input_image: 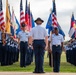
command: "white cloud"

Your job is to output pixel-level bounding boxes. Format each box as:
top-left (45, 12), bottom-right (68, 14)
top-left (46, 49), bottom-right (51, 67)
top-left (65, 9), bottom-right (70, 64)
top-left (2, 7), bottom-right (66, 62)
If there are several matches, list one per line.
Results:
top-left (56, 0), bottom-right (76, 12)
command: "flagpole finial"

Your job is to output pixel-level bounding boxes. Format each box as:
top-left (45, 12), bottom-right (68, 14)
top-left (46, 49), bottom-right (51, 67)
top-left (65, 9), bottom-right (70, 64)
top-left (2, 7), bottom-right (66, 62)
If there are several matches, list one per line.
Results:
top-left (12, 6), bottom-right (14, 11)
top-left (12, 6), bottom-right (13, 9)
top-left (53, 0), bottom-right (55, 2)
top-left (28, 2), bottom-right (30, 6)
top-left (50, 8), bottom-right (52, 13)
top-left (72, 12), bottom-right (74, 15)
top-left (8, 4), bottom-right (10, 6)
top-left (29, 2), bottom-right (30, 4)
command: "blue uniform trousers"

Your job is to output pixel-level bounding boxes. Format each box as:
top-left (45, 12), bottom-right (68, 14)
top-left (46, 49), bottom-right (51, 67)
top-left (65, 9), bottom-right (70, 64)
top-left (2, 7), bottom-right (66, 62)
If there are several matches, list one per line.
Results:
top-left (6, 45), bottom-right (10, 65)
top-left (16, 49), bottom-right (19, 62)
top-left (74, 48), bottom-right (76, 66)
top-left (7, 45), bottom-right (11, 65)
top-left (66, 50), bottom-right (69, 62)
top-left (15, 48), bottom-right (18, 62)
top-left (5, 44), bottom-right (9, 65)
top-left (13, 47), bottom-right (16, 62)
top-left (26, 47), bottom-right (32, 65)
top-left (0, 43), bottom-right (2, 62)
top-left (33, 40), bottom-right (45, 73)
top-left (1, 45), bottom-right (7, 66)
top-left (48, 52), bottom-right (52, 67)
top-left (52, 45), bottom-right (61, 72)
top-left (20, 41), bottom-right (28, 67)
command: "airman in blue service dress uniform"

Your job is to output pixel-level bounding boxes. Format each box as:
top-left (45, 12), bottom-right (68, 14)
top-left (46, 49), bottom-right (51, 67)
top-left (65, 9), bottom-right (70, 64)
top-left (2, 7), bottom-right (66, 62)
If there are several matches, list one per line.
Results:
top-left (18, 23), bottom-right (29, 67)
top-left (29, 18), bottom-right (48, 73)
top-left (50, 27), bottom-right (64, 72)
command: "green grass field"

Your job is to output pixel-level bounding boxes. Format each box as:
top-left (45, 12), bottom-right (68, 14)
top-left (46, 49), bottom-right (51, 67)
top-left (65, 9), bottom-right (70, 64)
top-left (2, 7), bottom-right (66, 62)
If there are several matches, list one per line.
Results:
top-left (0, 52), bottom-right (76, 72)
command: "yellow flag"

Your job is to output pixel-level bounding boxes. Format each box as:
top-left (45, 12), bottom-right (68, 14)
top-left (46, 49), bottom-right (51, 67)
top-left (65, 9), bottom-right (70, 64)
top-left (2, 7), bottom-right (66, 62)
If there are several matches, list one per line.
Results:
top-left (5, 0), bottom-right (10, 33)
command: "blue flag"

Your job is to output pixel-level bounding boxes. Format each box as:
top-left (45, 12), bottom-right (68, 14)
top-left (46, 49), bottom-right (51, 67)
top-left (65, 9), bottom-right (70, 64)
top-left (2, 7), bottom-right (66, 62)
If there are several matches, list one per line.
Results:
top-left (46, 13), bottom-right (53, 34)
top-left (46, 0), bottom-right (65, 37)
top-left (57, 23), bottom-right (65, 37)
top-left (31, 12), bottom-right (35, 28)
top-left (16, 17), bottom-right (21, 35)
top-left (46, 14), bottom-right (52, 29)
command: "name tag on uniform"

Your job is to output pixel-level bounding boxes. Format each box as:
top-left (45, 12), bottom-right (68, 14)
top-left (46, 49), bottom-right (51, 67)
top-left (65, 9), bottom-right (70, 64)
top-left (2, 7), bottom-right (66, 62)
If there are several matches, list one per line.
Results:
top-left (26, 33), bottom-right (28, 35)
top-left (56, 45), bottom-right (58, 47)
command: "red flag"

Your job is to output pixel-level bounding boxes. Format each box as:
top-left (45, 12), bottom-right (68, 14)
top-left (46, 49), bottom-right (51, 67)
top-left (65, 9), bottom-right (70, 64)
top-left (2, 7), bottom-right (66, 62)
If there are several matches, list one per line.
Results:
top-left (25, 0), bottom-right (30, 31)
top-left (28, 2), bottom-right (32, 30)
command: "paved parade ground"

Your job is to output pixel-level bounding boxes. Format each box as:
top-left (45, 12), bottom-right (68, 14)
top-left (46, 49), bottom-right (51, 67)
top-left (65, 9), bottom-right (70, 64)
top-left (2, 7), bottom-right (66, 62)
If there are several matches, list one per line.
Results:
top-left (0, 72), bottom-right (76, 75)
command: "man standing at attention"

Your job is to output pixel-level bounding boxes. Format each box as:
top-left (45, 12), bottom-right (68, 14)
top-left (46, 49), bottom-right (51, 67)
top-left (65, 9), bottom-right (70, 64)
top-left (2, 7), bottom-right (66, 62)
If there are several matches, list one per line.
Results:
top-left (29, 18), bottom-right (48, 73)
top-left (50, 27), bottom-right (64, 72)
top-left (18, 23), bottom-right (29, 67)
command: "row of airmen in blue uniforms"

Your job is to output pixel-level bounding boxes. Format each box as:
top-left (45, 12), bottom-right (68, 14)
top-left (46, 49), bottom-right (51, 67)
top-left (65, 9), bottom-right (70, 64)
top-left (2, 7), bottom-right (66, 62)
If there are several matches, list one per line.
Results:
top-left (65, 39), bottom-right (76, 66)
top-left (0, 30), bottom-right (19, 66)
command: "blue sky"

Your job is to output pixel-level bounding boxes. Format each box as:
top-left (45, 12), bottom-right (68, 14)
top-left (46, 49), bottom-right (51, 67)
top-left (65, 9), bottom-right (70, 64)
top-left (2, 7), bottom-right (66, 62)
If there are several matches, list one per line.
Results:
top-left (2, 0), bottom-right (76, 41)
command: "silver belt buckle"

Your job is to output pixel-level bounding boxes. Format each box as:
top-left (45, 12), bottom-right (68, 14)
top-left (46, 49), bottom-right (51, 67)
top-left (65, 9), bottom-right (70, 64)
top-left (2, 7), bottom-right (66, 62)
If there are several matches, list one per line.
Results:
top-left (24, 41), bottom-right (25, 43)
top-left (56, 45), bottom-right (58, 47)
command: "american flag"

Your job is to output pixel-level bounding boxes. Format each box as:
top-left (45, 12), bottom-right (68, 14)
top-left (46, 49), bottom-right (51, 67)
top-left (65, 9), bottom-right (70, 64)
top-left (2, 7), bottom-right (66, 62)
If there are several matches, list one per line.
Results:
top-left (20, 0), bottom-right (25, 26)
top-left (52, 0), bottom-right (58, 27)
top-left (0, 0), bottom-right (5, 30)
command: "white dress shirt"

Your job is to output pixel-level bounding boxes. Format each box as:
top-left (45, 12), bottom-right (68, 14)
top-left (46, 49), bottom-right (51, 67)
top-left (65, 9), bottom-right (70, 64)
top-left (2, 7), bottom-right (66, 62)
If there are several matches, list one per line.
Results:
top-left (51, 33), bottom-right (64, 46)
top-left (29, 25), bottom-right (48, 40)
top-left (18, 31), bottom-right (29, 42)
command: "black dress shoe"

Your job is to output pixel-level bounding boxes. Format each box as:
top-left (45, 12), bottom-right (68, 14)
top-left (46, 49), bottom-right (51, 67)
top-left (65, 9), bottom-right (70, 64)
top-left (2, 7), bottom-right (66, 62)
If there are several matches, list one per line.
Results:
top-left (39, 71), bottom-right (45, 73)
top-left (33, 71), bottom-right (39, 73)
top-left (20, 66), bottom-right (24, 68)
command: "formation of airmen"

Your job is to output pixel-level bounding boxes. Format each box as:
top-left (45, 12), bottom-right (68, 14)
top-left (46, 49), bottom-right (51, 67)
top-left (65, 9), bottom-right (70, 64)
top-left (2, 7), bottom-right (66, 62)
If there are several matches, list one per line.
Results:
top-left (65, 39), bottom-right (76, 66)
top-left (0, 29), bottom-right (19, 66)
top-left (0, 18), bottom-right (65, 73)
top-left (0, 24), bottom-right (33, 67)
top-left (0, 28), bottom-right (33, 66)
top-left (0, 17), bottom-right (76, 73)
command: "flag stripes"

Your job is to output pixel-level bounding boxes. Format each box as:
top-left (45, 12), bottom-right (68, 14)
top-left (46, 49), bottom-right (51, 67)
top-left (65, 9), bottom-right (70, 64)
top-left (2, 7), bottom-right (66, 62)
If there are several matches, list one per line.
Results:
top-left (20, 0), bottom-right (25, 26)
top-left (0, 0), bottom-right (5, 30)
